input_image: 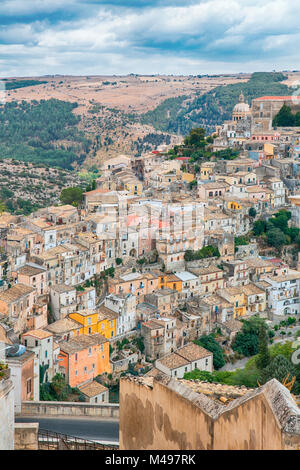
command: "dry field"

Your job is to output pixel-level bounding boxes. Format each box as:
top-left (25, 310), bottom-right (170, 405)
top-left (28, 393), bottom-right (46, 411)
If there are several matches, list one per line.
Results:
top-left (5, 74), bottom-right (250, 114)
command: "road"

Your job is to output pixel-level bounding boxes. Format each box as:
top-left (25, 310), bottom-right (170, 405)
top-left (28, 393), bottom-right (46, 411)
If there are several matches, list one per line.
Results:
top-left (219, 357), bottom-right (249, 372)
top-left (15, 416), bottom-right (119, 444)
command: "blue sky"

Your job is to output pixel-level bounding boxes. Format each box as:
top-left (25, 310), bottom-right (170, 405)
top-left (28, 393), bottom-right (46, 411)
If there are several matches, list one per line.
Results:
top-left (0, 0), bottom-right (300, 77)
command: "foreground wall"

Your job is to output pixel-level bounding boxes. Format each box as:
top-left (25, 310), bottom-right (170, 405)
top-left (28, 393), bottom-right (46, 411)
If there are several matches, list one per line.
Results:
top-left (14, 423), bottom-right (39, 450)
top-left (120, 375), bottom-right (300, 450)
top-left (20, 401), bottom-right (119, 418)
top-left (0, 370), bottom-right (14, 450)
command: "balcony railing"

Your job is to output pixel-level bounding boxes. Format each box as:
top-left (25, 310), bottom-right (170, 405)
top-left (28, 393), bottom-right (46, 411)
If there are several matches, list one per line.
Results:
top-left (38, 429), bottom-right (119, 451)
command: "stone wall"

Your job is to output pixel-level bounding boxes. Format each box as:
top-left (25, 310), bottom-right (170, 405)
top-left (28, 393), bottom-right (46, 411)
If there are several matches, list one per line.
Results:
top-left (119, 375), bottom-right (300, 450)
top-left (20, 400), bottom-right (119, 418)
top-left (14, 423), bottom-right (39, 450)
top-left (0, 369), bottom-right (14, 450)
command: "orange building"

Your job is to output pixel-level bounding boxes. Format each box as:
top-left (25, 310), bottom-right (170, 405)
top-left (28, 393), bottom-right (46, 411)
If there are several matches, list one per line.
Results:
top-left (157, 273), bottom-right (182, 292)
top-left (108, 271), bottom-right (159, 302)
top-left (58, 334), bottom-right (111, 388)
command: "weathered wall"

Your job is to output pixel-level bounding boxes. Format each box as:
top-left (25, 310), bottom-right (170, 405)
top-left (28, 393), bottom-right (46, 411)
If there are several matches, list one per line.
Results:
top-left (14, 423), bottom-right (39, 450)
top-left (120, 375), bottom-right (300, 450)
top-left (120, 377), bottom-right (217, 450)
top-left (0, 370), bottom-right (15, 450)
top-left (20, 400), bottom-right (119, 418)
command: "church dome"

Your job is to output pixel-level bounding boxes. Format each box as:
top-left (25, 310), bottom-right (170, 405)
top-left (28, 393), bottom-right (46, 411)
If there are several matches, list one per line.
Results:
top-left (233, 102), bottom-right (250, 113)
top-left (233, 92), bottom-right (250, 115)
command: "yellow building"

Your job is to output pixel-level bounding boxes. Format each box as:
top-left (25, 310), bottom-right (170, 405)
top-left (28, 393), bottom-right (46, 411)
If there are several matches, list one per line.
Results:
top-left (181, 172), bottom-right (195, 183)
top-left (125, 180), bottom-right (143, 196)
top-left (219, 287), bottom-right (247, 318)
top-left (200, 162), bottom-right (215, 180)
top-left (157, 273), bottom-right (182, 292)
top-left (69, 308), bottom-right (117, 340)
top-left (69, 311), bottom-right (98, 336)
top-left (97, 305), bottom-right (118, 339)
top-left (227, 201), bottom-right (242, 211)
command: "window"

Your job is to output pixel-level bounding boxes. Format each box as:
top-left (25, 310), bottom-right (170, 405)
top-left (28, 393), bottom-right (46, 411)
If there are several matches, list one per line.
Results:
top-left (75, 353), bottom-right (78, 362)
top-left (84, 366), bottom-right (87, 373)
top-left (26, 379), bottom-right (32, 395)
top-left (88, 347), bottom-right (92, 356)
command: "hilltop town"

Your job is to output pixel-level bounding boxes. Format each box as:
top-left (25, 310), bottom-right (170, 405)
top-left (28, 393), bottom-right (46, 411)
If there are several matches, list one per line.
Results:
top-left (1, 89), bottom-right (300, 450)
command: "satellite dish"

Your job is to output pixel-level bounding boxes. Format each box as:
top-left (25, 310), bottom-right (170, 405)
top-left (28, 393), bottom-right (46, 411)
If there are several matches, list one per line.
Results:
top-left (6, 344), bottom-right (26, 357)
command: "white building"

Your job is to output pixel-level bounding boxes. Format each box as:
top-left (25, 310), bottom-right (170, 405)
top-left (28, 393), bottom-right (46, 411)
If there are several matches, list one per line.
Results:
top-left (50, 284), bottom-right (77, 320)
top-left (264, 271), bottom-right (300, 316)
top-left (155, 342), bottom-right (213, 379)
top-left (175, 271), bottom-right (201, 299)
top-left (22, 329), bottom-right (56, 382)
top-left (104, 293), bottom-right (136, 336)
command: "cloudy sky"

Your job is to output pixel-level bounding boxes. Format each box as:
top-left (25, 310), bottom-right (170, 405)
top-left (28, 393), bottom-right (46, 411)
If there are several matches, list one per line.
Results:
top-left (0, 0), bottom-right (299, 77)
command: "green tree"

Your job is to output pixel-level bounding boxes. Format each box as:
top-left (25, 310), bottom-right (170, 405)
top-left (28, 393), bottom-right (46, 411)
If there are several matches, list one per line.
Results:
top-left (273, 105), bottom-right (295, 127)
top-left (249, 207), bottom-right (257, 218)
top-left (259, 355), bottom-right (296, 387)
top-left (266, 227), bottom-right (287, 249)
top-left (255, 324), bottom-right (271, 369)
top-left (195, 335), bottom-right (225, 369)
top-left (60, 187), bottom-right (83, 206)
top-left (232, 317), bottom-right (267, 357)
top-left (253, 220), bottom-right (266, 236)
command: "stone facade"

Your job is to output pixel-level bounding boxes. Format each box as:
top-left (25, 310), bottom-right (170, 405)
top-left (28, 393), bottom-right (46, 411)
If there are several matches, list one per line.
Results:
top-left (0, 369), bottom-right (14, 450)
top-left (14, 423), bottom-right (39, 450)
top-left (120, 375), bottom-right (300, 450)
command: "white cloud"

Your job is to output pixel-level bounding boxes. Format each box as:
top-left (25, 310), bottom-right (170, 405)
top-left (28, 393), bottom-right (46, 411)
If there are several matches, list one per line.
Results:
top-left (0, 0), bottom-right (300, 76)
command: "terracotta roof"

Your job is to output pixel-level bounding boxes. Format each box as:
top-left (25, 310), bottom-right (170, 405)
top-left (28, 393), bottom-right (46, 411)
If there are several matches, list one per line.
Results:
top-left (179, 380), bottom-right (253, 404)
top-left (176, 343), bottom-right (212, 362)
top-left (142, 320), bottom-right (165, 330)
top-left (0, 283), bottom-right (35, 303)
top-left (59, 333), bottom-right (107, 354)
top-left (157, 352), bottom-right (190, 369)
top-left (253, 96), bottom-right (295, 101)
top-left (18, 265), bottom-right (46, 277)
top-left (223, 319), bottom-right (243, 332)
top-left (78, 380), bottom-right (108, 397)
top-left (45, 318), bottom-right (82, 334)
top-left (23, 329), bottom-right (52, 340)
top-left (243, 283), bottom-right (265, 296)
top-left (97, 305), bottom-right (118, 321)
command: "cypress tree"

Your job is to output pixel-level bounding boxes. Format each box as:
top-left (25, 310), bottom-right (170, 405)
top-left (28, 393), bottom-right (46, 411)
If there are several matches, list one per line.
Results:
top-left (256, 324), bottom-right (271, 369)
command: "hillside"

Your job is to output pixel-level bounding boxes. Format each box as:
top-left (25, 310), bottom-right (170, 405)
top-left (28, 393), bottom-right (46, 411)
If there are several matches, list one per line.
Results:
top-left (1, 72), bottom-right (299, 169)
top-left (0, 159), bottom-right (86, 215)
top-left (140, 72), bottom-right (291, 135)
top-left (2, 73), bottom-right (248, 167)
